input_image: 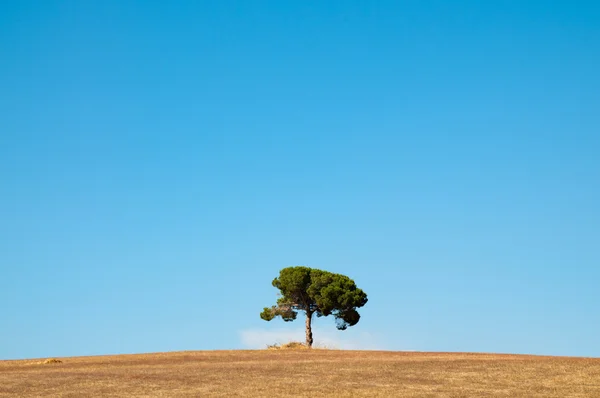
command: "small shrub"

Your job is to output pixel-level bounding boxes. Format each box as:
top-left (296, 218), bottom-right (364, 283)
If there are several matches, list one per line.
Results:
top-left (40, 358), bottom-right (62, 364)
top-left (281, 341), bottom-right (308, 350)
top-left (266, 341), bottom-right (308, 350)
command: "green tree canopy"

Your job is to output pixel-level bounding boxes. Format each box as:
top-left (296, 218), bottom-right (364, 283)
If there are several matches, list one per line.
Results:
top-left (260, 266), bottom-right (368, 347)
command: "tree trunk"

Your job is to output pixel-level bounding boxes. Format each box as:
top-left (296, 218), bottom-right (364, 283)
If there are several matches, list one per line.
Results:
top-left (305, 311), bottom-right (313, 348)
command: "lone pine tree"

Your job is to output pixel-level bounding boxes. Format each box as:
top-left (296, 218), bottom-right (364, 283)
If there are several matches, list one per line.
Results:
top-left (260, 266), bottom-right (368, 348)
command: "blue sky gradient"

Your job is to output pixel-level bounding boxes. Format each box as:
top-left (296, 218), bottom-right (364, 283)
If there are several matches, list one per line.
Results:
top-left (1, 1), bottom-right (599, 359)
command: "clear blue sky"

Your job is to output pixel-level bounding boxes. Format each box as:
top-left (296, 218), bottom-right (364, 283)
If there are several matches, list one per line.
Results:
top-left (1, 0), bottom-right (599, 360)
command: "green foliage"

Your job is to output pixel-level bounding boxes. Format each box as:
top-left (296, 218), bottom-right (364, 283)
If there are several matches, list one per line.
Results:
top-left (260, 266), bottom-right (368, 330)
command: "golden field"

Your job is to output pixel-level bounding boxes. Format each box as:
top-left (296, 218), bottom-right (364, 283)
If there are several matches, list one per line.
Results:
top-left (1, 350), bottom-right (599, 397)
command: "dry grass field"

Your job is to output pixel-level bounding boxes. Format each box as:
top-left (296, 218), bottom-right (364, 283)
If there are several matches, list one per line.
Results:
top-left (1, 350), bottom-right (599, 397)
